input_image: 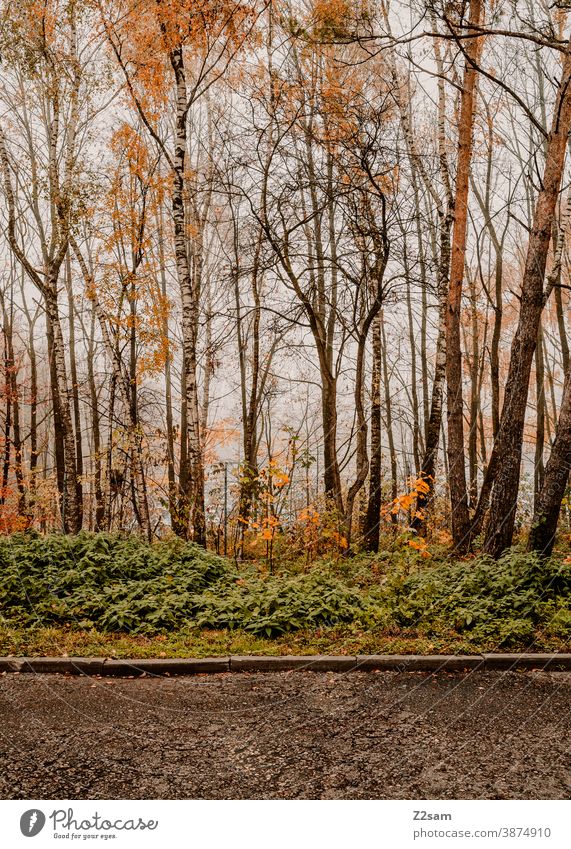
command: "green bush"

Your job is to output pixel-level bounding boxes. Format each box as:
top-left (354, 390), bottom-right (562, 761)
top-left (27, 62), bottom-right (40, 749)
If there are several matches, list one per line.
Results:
top-left (382, 548), bottom-right (571, 645)
top-left (0, 532), bottom-right (370, 636)
top-left (0, 532), bottom-right (229, 631)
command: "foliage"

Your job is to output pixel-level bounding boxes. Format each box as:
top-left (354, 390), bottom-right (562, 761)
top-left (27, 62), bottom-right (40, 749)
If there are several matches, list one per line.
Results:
top-left (0, 534), bottom-right (569, 648)
top-left (383, 473), bottom-right (431, 522)
top-left (237, 457), bottom-right (292, 569)
top-left (0, 531), bottom-right (367, 636)
top-left (0, 532), bottom-right (228, 630)
top-left (383, 548), bottom-right (571, 645)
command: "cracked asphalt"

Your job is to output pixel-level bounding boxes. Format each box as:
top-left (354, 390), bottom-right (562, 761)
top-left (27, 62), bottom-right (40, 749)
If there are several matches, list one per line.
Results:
top-left (1, 669), bottom-right (569, 799)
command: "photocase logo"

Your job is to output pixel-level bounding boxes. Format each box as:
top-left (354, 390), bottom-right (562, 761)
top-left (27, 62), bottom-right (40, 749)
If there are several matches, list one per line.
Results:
top-left (19, 807), bottom-right (158, 839)
top-left (20, 810), bottom-right (46, 838)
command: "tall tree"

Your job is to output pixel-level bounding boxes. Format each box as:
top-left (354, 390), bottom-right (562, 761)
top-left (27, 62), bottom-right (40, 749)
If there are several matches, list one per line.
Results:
top-left (444, 0), bottom-right (483, 551)
top-left (98, 0), bottom-right (259, 545)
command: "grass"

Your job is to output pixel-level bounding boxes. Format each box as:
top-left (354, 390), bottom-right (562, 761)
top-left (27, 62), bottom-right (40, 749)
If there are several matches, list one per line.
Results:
top-left (0, 623), bottom-right (569, 659)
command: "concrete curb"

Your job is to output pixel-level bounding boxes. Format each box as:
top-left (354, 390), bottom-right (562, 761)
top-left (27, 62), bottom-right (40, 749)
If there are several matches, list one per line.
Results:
top-left (102, 657), bottom-right (230, 676)
top-left (481, 653), bottom-right (571, 670)
top-left (0, 653), bottom-right (570, 676)
top-left (355, 654), bottom-right (484, 672)
top-left (230, 655), bottom-right (358, 672)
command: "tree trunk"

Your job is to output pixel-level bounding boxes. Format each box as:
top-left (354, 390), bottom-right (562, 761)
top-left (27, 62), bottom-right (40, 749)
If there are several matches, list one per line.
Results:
top-left (321, 374), bottom-right (343, 516)
top-left (555, 283), bottom-right (570, 375)
top-left (27, 310), bottom-right (38, 502)
top-left (404, 240), bottom-right (421, 472)
top-left (0, 324), bottom-right (12, 507)
top-left (169, 44), bottom-right (206, 546)
top-left (528, 365), bottom-right (571, 557)
top-left (534, 325), bottom-right (546, 508)
top-left (157, 206), bottom-right (177, 533)
top-left (44, 286), bottom-right (81, 534)
top-left (236, 241), bottom-right (262, 540)
top-left (87, 307), bottom-right (104, 531)
top-left (66, 254), bottom-right (83, 526)
top-left (175, 363), bottom-right (191, 537)
top-left (381, 314), bottom-right (398, 519)
top-left (403, 23), bottom-right (454, 533)
top-left (412, 213), bottom-right (452, 534)
top-left (363, 314), bottom-right (382, 551)
top-left (45, 309), bottom-right (65, 506)
top-left (446, 0), bottom-right (483, 551)
top-left (490, 247), bottom-right (503, 440)
top-left (104, 374), bottom-right (117, 531)
top-left (467, 270), bottom-right (480, 507)
top-left (6, 309), bottom-right (24, 513)
top-left (345, 332), bottom-right (372, 547)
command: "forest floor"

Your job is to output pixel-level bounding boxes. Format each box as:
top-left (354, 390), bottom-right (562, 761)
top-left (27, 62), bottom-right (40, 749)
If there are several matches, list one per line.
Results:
top-left (1, 669), bottom-right (569, 799)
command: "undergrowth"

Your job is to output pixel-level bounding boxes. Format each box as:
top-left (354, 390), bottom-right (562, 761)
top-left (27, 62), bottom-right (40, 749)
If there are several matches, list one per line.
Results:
top-left (0, 531), bottom-right (569, 650)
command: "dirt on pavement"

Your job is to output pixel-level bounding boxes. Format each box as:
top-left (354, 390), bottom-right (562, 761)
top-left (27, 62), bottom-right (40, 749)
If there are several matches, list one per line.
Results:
top-left (0, 669), bottom-right (569, 799)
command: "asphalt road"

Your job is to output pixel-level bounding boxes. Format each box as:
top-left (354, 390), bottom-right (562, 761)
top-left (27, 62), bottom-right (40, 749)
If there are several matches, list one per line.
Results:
top-left (0, 669), bottom-right (569, 799)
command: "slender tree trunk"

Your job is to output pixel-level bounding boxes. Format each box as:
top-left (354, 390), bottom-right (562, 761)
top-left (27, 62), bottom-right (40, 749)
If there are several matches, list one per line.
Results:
top-left (200, 291), bottom-right (213, 446)
top-left (157, 206), bottom-right (177, 531)
top-left (6, 315), bottom-right (24, 513)
top-left (528, 364), bottom-right (571, 557)
top-left (407, 24), bottom-right (454, 532)
top-left (176, 363), bottom-right (190, 537)
top-left (104, 374), bottom-right (117, 531)
top-left (404, 240), bottom-right (421, 471)
top-left (543, 333), bottom-right (556, 446)
top-left (321, 375), bottom-right (343, 516)
top-left (0, 325), bottom-right (12, 507)
top-left (555, 283), bottom-right (570, 375)
top-left (490, 247), bottom-right (503, 440)
top-left (87, 308), bottom-right (104, 531)
top-left (27, 312), bottom-right (38, 502)
top-left (471, 103), bottom-right (506, 444)
top-left (534, 325), bottom-right (546, 508)
top-left (446, 0), bottom-right (483, 551)
top-left (412, 215), bottom-right (452, 533)
top-left (364, 314), bottom-right (382, 551)
top-left (124, 272), bottom-right (151, 541)
top-left (381, 313), bottom-right (398, 519)
top-left (0, 289), bottom-right (25, 515)
top-left (66, 254), bottom-right (83, 526)
top-left (467, 270), bottom-right (480, 507)
top-left (413, 176), bottom-right (430, 433)
top-left (45, 286), bottom-right (80, 533)
top-left (45, 310), bottom-right (65, 505)
top-left (169, 44), bottom-right (205, 546)
top-left (236, 236), bottom-right (263, 538)
top-left (345, 333), bottom-right (372, 547)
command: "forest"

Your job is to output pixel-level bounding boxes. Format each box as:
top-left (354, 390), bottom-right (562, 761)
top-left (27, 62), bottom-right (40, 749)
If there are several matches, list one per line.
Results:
top-left (0, 0), bottom-right (571, 656)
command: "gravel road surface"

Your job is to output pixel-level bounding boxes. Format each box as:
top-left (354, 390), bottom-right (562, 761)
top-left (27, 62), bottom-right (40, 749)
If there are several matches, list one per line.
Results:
top-left (0, 670), bottom-right (569, 799)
